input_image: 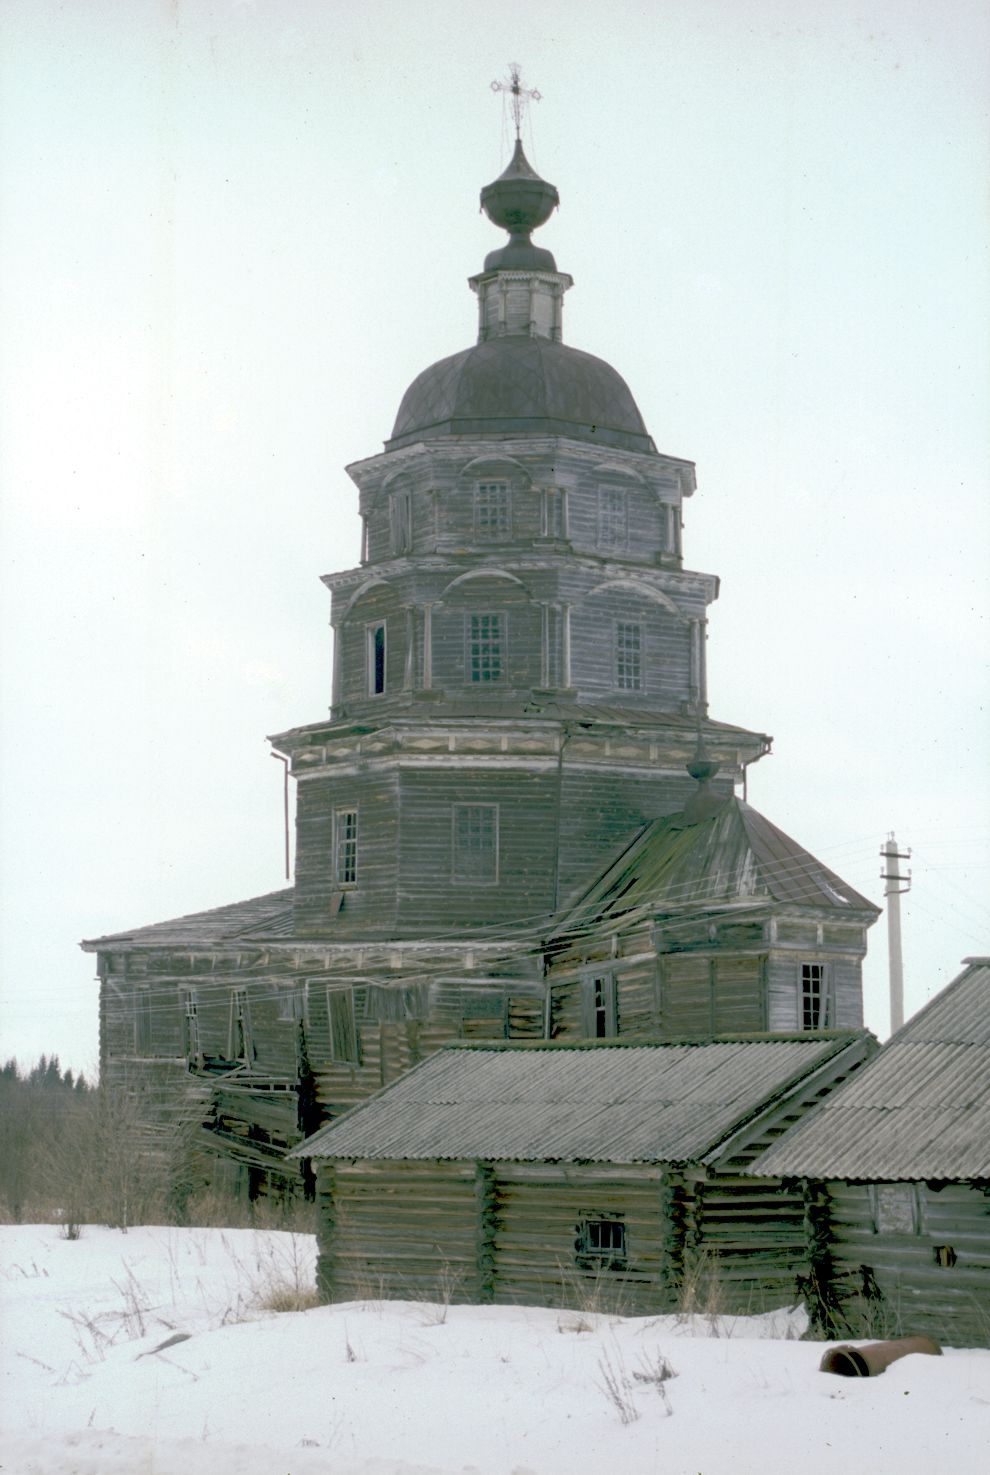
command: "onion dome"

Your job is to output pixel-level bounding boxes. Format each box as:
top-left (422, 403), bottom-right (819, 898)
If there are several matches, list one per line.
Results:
top-left (386, 140), bottom-right (655, 456)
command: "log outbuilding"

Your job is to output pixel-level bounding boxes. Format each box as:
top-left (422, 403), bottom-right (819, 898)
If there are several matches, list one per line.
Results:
top-left (291, 1032), bottom-right (875, 1314)
top-left (750, 957), bottom-right (990, 1347)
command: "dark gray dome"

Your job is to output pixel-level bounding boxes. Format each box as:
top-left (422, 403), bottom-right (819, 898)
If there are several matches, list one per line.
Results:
top-left (386, 335), bottom-right (655, 454)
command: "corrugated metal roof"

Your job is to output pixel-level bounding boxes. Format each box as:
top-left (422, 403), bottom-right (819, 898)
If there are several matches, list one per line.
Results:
top-left (81, 889), bottom-right (295, 950)
top-left (750, 960), bottom-right (990, 1180)
top-left (292, 1035), bottom-right (862, 1165)
top-left (555, 798), bottom-right (877, 938)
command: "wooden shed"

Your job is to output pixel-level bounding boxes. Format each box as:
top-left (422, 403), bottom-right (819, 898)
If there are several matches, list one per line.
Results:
top-left (291, 1032), bottom-right (875, 1314)
top-left (750, 957), bottom-right (990, 1347)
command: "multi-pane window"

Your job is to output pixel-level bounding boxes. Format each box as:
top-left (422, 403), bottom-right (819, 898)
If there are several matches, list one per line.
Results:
top-left (367, 622), bottom-right (386, 695)
top-left (468, 613), bottom-right (503, 683)
top-left (801, 963), bottom-right (828, 1030)
top-left (475, 482), bottom-right (510, 539)
top-left (327, 986), bottom-right (359, 1064)
top-left (180, 988), bottom-right (200, 1059)
top-left (453, 804), bottom-right (498, 883)
top-left (576, 1216), bottom-right (627, 1271)
top-left (598, 488), bottom-right (627, 548)
top-left (334, 809), bottom-right (358, 887)
top-left (614, 621), bottom-right (642, 690)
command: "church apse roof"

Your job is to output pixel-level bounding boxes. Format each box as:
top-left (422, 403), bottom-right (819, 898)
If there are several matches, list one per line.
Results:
top-left (81, 888), bottom-right (295, 951)
top-left (554, 796), bottom-right (879, 941)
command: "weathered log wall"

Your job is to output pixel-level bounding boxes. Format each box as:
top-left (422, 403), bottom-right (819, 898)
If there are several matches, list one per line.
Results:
top-left (817, 1180), bottom-right (990, 1348)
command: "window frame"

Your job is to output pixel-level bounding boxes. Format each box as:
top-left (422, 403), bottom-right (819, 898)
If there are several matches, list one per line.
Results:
top-left (474, 481), bottom-right (511, 540)
top-left (597, 487), bottom-right (628, 549)
top-left (334, 808), bottom-right (359, 889)
top-left (583, 973), bottom-right (618, 1038)
top-left (614, 619), bottom-right (643, 691)
top-left (452, 803), bottom-right (500, 885)
top-left (466, 611), bottom-right (505, 684)
top-left (366, 620), bottom-right (387, 696)
top-left (133, 989), bottom-right (153, 1054)
top-left (229, 986), bottom-right (254, 1062)
top-left (575, 1214), bottom-right (628, 1272)
top-left (800, 961), bottom-right (831, 1030)
top-left (180, 987), bottom-right (200, 1060)
top-left (389, 489), bottom-right (412, 554)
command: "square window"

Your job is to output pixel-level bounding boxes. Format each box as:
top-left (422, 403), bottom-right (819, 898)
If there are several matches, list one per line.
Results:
top-left (801, 963), bottom-right (828, 1029)
top-left (576, 1216), bottom-right (627, 1271)
top-left (367, 622), bottom-right (386, 695)
top-left (475, 482), bottom-right (510, 539)
top-left (614, 622), bottom-right (642, 690)
top-left (598, 488), bottom-right (627, 548)
top-left (453, 804), bottom-right (498, 883)
top-left (468, 613), bottom-right (503, 683)
top-left (334, 809), bottom-right (358, 887)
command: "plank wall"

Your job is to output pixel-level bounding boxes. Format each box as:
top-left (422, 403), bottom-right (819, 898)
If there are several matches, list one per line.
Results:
top-left (821, 1180), bottom-right (990, 1347)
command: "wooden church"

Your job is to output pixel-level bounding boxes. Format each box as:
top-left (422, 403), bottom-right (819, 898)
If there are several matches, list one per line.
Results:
top-left (83, 119), bottom-right (879, 1212)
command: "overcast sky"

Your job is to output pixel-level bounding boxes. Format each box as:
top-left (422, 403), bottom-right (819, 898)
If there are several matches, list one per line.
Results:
top-left (1, 0), bottom-right (987, 1076)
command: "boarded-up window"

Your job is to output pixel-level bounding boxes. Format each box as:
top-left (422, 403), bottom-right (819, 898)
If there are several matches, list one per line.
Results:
top-left (367, 622), bottom-right (386, 695)
top-left (327, 986), bottom-right (359, 1063)
top-left (660, 956), bottom-right (711, 1036)
top-left (475, 482), bottom-right (510, 539)
top-left (453, 804), bottom-right (498, 883)
top-left (134, 991), bottom-right (152, 1053)
top-left (871, 1184), bottom-right (919, 1236)
top-left (468, 612), bottom-right (503, 683)
top-left (801, 963), bottom-right (830, 1029)
top-left (712, 958), bottom-right (764, 1033)
top-left (389, 490), bottom-right (411, 553)
top-left (541, 485), bottom-right (565, 538)
top-left (614, 621), bottom-right (642, 690)
top-left (576, 1215), bottom-right (627, 1270)
top-left (334, 809), bottom-right (358, 887)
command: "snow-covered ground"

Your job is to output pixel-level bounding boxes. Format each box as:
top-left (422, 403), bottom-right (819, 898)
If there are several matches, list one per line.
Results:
top-left (1, 1226), bottom-right (987, 1475)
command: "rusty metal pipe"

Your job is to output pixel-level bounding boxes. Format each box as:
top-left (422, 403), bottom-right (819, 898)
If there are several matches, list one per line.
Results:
top-left (820, 1336), bottom-right (942, 1377)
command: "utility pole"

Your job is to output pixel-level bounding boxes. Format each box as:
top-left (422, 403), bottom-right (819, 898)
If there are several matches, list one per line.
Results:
top-left (880, 834), bottom-right (911, 1034)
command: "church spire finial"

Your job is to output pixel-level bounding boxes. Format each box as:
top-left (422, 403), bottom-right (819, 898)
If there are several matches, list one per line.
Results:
top-left (490, 62), bottom-right (542, 140)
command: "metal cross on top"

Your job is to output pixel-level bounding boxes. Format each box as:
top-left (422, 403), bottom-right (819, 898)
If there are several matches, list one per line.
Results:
top-left (490, 63), bottom-right (542, 139)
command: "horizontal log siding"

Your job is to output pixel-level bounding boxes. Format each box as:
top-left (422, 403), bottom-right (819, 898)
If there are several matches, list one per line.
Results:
top-left (689, 1174), bottom-right (809, 1314)
top-left (566, 483), bottom-right (664, 563)
top-left (294, 771), bottom-right (399, 937)
top-left (555, 768), bottom-right (699, 903)
top-left (569, 590), bottom-right (690, 712)
top-left (491, 1166), bottom-right (668, 1314)
top-left (822, 1181), bottom-right (990, 1348)
top-left (396, 769), bottom-right (559, 932)
top-left (659, 956), bottom-right (766, 1038)
top-left (318, 1160), bottom-right (481, 1304)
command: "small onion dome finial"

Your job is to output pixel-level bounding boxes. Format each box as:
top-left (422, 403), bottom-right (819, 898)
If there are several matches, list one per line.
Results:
top-left (479, 140), bottom-right (560, 273)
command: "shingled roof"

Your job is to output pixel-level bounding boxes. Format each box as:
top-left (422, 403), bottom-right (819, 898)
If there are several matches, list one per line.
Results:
top-left (291, 1033), bottom-right (873, 1166)
top-left (555, 797), bottom-right (878, 939)
top-left (750, 958), bottom-right (990, 1181)
top-left (81, 888), bottom-right (295, 950)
